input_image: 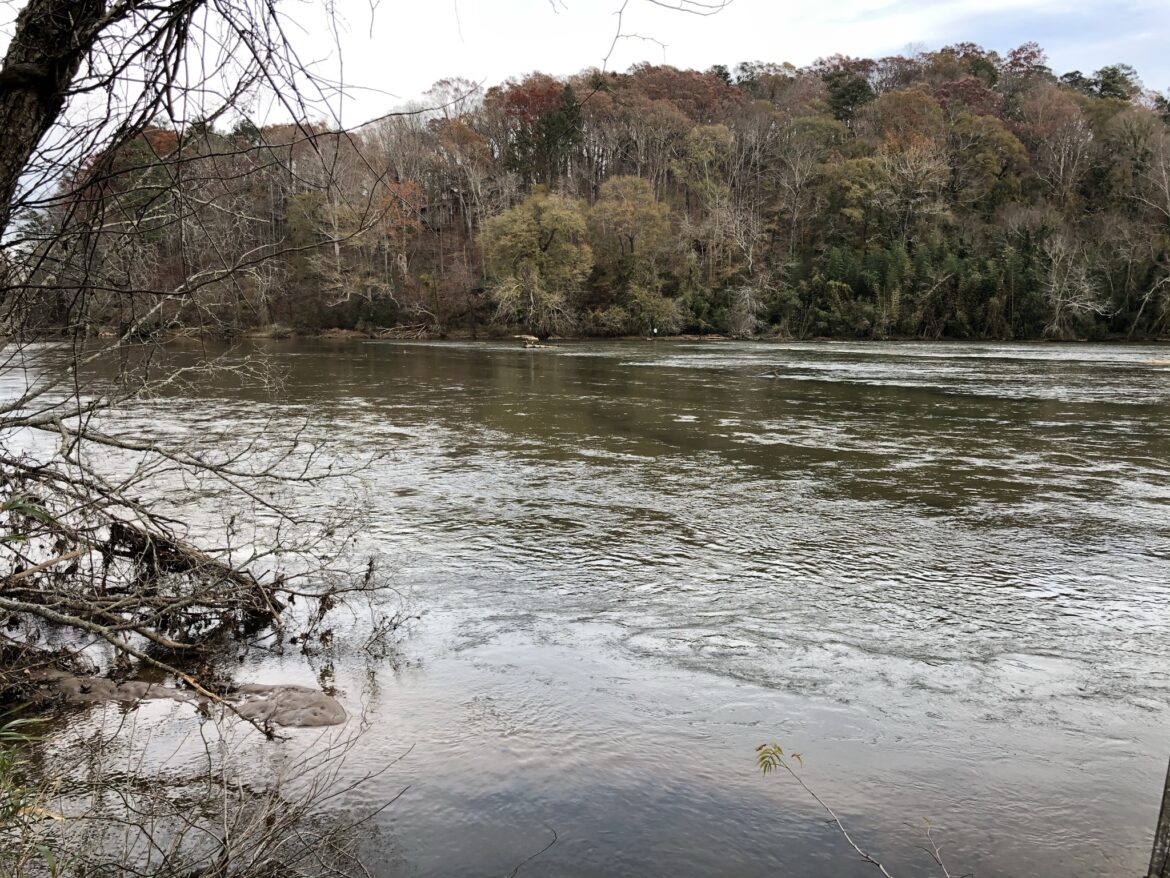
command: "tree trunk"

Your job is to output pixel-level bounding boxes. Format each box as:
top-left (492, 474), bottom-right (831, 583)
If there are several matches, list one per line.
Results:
top-left (0, 0), bottom-right (105, 236)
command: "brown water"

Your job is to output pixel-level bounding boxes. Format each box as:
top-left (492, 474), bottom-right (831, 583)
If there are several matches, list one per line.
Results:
top-left (40, 340), bottom-right (1170, 875)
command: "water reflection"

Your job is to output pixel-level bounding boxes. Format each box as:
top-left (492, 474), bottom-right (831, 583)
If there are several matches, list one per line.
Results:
top-left (66, 340), bottom-right (1170, 875)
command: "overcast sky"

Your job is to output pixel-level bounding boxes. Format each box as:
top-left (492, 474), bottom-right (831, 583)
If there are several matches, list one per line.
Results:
top-left (6, 0), bottom-right (1162, 126)
top-left (285, 0), bottom-right (1170, 126)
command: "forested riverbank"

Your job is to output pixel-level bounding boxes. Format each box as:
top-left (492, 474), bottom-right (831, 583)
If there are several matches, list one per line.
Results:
top-left (14, 44), bottom-right (1170, 343)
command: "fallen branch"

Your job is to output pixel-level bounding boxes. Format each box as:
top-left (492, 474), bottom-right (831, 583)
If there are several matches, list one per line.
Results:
top-left (2, 547), bottom-right (88, 585)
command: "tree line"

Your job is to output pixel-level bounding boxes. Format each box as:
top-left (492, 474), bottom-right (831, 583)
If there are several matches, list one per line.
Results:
top-left (14, 42), bottom-right (1170, 340)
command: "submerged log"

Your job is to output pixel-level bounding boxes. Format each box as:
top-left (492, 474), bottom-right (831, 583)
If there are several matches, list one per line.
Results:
top-left (36, 670), bottom-right (346, 727)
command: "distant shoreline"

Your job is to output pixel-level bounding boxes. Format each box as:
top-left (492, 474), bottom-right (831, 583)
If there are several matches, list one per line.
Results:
top-left (237, 327), bottom-right (1170, 346)
top-left (50, 324), bottom-right (1170, 345)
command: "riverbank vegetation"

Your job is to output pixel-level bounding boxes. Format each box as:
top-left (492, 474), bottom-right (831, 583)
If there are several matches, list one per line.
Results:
top-left (12, 44), bottom-right (1170, 341)
top-left (0, 1), bottom-right (408, 867)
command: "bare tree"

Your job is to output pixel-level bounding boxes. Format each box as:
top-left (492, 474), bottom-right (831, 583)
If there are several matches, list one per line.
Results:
top-left (1040, 231), bottom-right (1110, 338)
top-left (0, 0), bottom-right (423, 701)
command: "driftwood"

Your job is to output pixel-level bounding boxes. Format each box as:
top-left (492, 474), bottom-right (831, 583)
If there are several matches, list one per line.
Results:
top-left (107, 519), bottom-right (246, 582)
top-left (375, 323), bottom-right (430, 339)
top-left (0, 508), bottom-right (288, 705)
top-left (513, 334), bottom-right (552, 348)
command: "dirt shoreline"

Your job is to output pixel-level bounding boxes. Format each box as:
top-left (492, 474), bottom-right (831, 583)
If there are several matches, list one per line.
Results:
top-left (26, 324), bottom-right (1170, 345)
top-left (232, 327), bottom-right (1170, 345)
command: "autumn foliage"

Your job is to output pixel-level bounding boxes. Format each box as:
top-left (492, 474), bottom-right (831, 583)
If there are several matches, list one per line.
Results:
top-left (23, 43), bottom-right (1170, 340)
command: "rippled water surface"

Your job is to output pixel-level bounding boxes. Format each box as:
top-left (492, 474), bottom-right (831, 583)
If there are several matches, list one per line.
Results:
top-left (86, 341), bottom-right (1170, 874)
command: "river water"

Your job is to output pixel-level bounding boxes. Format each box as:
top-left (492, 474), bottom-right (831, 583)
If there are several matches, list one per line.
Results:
top-left (67, 341), bottom-right (1170, 875)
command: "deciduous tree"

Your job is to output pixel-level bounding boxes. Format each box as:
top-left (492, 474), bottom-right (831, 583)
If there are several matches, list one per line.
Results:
top-left (482, 190), bottom-right (592, 334)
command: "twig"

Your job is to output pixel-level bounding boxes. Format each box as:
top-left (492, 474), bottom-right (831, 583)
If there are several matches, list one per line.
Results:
top-left (758, 744), bottom-right (894, 878)
top-left (506, 825), bottom-right (559, 878)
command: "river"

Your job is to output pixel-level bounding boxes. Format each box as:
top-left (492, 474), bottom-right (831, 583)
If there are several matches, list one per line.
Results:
top-left (67, 340), bottom-right (1170, 875)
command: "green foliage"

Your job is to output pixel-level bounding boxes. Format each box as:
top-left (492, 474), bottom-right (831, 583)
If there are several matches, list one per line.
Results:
top-left (0, 711), bottom-right (47, 827)
top-left (707, 64), bottom-right (732, 86)
top-left (824, 71), bottom-right (876, 124)
top-left (672, 125), bottom-right (732, 202)
top-left (947, 112), bottom-right (1028, 208)
top-left (231, 117), bottom-right (262, 144)
top-left (1, 496), bottom-right (54, 526)
top-left (588, 176), bottom-right (672, 289)
top-left (755, 743), bottom-right (802, 775)
top-left (1093, 64), bottom-right (1142, 101)
top-left (1155, 93), bottom-right (1170, 124)
top-left (822, 158), bottom-right (887, 239)
top-left (585, 304), bottom-right (632, 336)
top-left (506, 85), bottom-right (583, 186)
top-left (627, 283), bottom-right (684, 335)
top-left (482, 190), bottom-right (592, 335)
top-left (1, 495), bottom-right (55, 544)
